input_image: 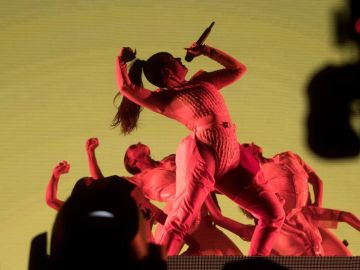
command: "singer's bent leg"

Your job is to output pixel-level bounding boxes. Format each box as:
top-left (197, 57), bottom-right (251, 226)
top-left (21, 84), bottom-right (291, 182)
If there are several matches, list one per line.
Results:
top-left (156, 135), bottom-right (216, 255)
top-left (218, 171), bottom-right (285, 256)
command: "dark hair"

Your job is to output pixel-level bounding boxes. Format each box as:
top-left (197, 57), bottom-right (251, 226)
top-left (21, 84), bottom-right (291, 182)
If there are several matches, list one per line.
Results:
top-left (112, 52), bottom-right (173, 135)
top-left (143, 52), bottom-right (173, 88)
top-left (112, 60), bottom-right (144, 135)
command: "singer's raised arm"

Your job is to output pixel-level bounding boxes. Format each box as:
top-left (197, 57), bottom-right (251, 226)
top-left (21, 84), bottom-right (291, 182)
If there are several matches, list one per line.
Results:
top-left (116, 48), bottom-right (168, 114)
top-left (188, 44), bottom-right (247, 90)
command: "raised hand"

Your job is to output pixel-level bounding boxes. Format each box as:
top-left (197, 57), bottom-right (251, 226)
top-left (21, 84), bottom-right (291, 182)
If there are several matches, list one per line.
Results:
top-left (53, 160), bottom-right (70, 178)
top-left (86, 137), bottom-right (99, 153)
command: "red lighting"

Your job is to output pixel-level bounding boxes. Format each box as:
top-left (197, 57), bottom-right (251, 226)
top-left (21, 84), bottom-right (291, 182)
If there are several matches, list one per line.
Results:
top-left (355, 19), bottom-right (360, 34)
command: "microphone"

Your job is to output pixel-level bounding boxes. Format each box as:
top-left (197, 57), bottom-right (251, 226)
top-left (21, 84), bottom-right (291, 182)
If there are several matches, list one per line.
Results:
top-left (185, 21), bottom-right (215, 62)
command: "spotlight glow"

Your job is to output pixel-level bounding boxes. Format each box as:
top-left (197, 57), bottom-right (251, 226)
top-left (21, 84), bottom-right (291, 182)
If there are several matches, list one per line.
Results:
top-left (88, 210), bottom-right (115, 218)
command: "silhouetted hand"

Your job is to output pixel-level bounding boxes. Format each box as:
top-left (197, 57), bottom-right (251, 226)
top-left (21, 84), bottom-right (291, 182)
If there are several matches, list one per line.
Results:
top-left (184, 42), bottom-right (206, 58)
top-left (119, 47), bottom-right (137, 63)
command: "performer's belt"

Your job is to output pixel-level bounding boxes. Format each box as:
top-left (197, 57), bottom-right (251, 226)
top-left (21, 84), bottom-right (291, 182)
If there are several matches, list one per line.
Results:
top-left (190, 115), bottom-right (233, 132)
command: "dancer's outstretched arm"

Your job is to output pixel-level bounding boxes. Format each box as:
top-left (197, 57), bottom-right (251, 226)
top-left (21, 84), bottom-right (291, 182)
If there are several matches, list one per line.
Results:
top-left (86, 137), bottom-right (104, 179)
top-left (339, 211), bottom-right (360, 231)
top-left (45, 161), bottom-right (69, 210)
top-left (305, 206), bottom-right (360, 231)
top-left (205, 194), bottom-right (254, 241)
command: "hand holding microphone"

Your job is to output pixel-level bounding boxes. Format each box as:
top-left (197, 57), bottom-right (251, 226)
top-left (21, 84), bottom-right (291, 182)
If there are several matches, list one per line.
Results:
top-left (185, 21), bottom-right (215, 62)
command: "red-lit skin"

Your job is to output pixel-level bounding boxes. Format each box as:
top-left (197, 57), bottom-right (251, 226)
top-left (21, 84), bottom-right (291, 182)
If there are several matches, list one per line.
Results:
top-left (45, 137), bottom-right (105, 208)
top-left (127, 144), bottom-right (254, 255)
top-left (45, 141), bottom-right (160, 243)
top-left (84, 138), bottom-right (164, 242)
top-left (45, 161), bottom-right (98, 211)
top-left (243, 143), bottom-right (323, 208)
top-left (84, 138), bottom-right (199, 247)
top-left (241, 143), bottom-right (360, 256)
top-left (45, 160), bottom-right (70, 210)
top-left (86, 138), bottom-right (104, 179)
top-left (116, 44), bottom-right (284, 256)
top-left (45, 164), bottom-right (158, 243)
top-left (45, 160), bottom-right (152, 260)
top-left (125, 143), bottom-right (156, 172)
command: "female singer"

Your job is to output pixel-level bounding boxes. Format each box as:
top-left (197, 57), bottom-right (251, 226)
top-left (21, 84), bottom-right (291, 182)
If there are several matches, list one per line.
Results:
top-left (114, 43), bottom-right (284, 255)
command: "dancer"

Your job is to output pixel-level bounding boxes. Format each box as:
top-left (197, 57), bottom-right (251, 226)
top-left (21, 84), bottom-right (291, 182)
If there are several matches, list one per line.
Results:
top-left (45, 160), bottom-right (157, 242)
top-left (242, 143), bottom-right (360, 256)
top-left (46, 161), bottom-right (152, 217)
top-left (114, 43), bottom-right (284, 255)
top-left (242, 143), bottom-right (323, 210)
top-left (123, 141), bottom-right (254, 255)
top-left (45, 140), bottom-right (200, 249)
top-left (87, 137), bottom-right (251, 255)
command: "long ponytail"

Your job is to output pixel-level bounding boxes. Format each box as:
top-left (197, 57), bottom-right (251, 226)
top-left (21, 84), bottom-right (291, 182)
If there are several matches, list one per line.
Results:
top-left (111, 59), bottom-right (144, 135)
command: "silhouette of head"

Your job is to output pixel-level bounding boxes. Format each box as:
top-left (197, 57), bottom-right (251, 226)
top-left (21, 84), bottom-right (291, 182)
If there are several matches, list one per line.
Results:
top-left (49, 176), bottom-right (149, 269)
top-left (143, 52), bottom-right (188, 88)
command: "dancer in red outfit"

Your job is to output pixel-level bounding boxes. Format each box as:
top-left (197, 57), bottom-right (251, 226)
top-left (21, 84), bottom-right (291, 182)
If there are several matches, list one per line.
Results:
top-left (123, 142), bottom-right (254, 255)
top-left (84, 137), bottom-right (249, 255)
top-left (242, 143), bottom-right (360, 256)
top-left (114, 43), bottom-right (284, 255)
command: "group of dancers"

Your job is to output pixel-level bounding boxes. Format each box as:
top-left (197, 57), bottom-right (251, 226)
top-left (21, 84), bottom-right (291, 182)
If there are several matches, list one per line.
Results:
top-left (46, 42), bottom-right (360, 256)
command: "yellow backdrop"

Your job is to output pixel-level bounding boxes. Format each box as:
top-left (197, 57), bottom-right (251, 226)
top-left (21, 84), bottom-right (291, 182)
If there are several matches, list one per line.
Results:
top-left (0, 1), bottom-right (359, 269)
